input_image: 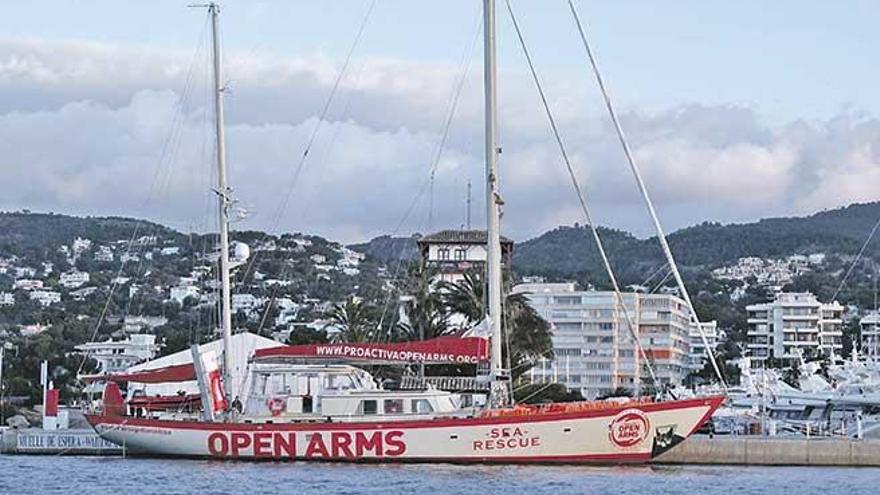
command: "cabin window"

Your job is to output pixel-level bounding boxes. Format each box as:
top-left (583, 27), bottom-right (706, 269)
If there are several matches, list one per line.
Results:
top-left (411, 399), bottom-right (434, 414)
top-left (384, 399), bottom-right (404, 414)
top-left (361, 400), bottom-right (378, 415)
top-left (438, 248), bottom-right (450, 260)
top-left (454, 248), bottom-right (466, 261)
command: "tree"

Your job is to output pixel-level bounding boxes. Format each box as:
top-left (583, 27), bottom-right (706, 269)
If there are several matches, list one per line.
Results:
top-left (325, 297), bottom-right (378, 343)
top-left (397, 264), bottom-right (449, 342)
top-left (287, 327), bottom-right (329, 345)
top-left (439, 270), bottom-right (552, 381)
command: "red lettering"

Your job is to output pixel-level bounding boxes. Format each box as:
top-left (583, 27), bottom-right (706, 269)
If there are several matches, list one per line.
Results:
top-left (513, 427), bottom-right (524, 437)
top-left (331, 432), bottom-right (354, 458)
top-left (472, 440), bottom-right (484, 451)
top-left (231, 432), bottom-right (251, 457)
top-left (253, 432), bottom-right (272, 458)
top-left (305, 433), bottom-right (329, 457)
top-left (489, 428), bottom-right (500, 439)
top-left (355, 431), bottom-right (383, 457)
top-left (531, 437), bottom-right (541, 447)
top-left (384, 431), bottom-right (406, 456)
top-left (273, 432), bottom-right (296, 458)
top-left (208, 432), bottom-right (228, 457)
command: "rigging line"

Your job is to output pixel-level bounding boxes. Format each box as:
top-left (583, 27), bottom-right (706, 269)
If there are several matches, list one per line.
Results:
top-left (650, 268), bottom-right (674, 294)
top-left (373, 11), bottom-right (483, 339)
top-left (503, 0), bottom-right (658, 390)
top-left (235, 0), bottom-right (378, 294)
top-left (640, 261), bottom-right (669, 288)
top-left (831, 216), bottom-right (880, 302)
top-left (566, 0), bottom-right (728, 393)
top-left (75, 15), bottom-right (211, 378)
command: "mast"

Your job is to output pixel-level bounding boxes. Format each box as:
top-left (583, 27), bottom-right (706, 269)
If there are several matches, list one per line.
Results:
top-left (466, 179), bottom-right (472, 229)
top-left (483, 0), bottom-right (508, 406)
top-left (209, 2), bottom-right (234, 397)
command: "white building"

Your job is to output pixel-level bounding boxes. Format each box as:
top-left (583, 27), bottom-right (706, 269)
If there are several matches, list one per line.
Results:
top-left (170, 285), bottom-right (200, 304)
top-left (60, 271), bottom-right (90, 289)
top-left (160, 246), bottom-right (181, 256)
top-left (418, 230), bottom-right (513, 284)
top-left (29, 290), bottom-right (61, 306)
top-left (688, 320), bottom-right (721, 371)
top-left (0, 292), bottom-right (15, 306)
top-left (72, 237), bottom-right (92, 255)
top-left (123, 315), bottom-right (169, 333)
top-left (70, 286), bottom-right (97, 300)
top-left (746, 292), bottom-right (844, 368)
top-left (232, 294), bottom-right (261, 312)
top-left (95, 246), bottom-right (114, 262)
top-left (19, 323), bottom-right (50, 336)
top-left (14, 267), bottom-right (36, 279)
top-left (516, 282), bottom-right (694, 399)
top-left (75, 334), bottom-right (160, 375)
top-left (13, 279), bottom-right (43, 291)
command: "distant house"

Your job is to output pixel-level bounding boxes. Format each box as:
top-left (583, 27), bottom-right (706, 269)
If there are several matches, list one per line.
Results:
top-left (0, 292), bottom-right (15, 306)
top-left (170, 285), bottom-right (200, 304)
top-left (123, 315), bottom-right (169, 333)
top-left (29, 290), bottom-right (61, 306)
top-left (417, 229), bottom-right (513, 284)
top-left (60, 271), bottom-right (90, 289)
top-left (72, 237), bottom-right (92, 255)
top-left (19, 323), bottom-right (50, 337)
top-left (14, 279), bottom-right (43, 291)
top-left (70, 286), bottom-right (98, 301)
top-left (232, 294), bottom-right (261, 312)
top-left (94, 246), bottom-right (114, 262)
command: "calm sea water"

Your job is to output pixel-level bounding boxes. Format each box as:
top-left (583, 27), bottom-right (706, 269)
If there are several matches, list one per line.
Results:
top-left (1, 455), bottom-right (877, 495)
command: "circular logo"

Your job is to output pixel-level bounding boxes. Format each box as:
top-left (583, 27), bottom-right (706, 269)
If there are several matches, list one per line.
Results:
top-left (608, 408), bottom-right (650, 448)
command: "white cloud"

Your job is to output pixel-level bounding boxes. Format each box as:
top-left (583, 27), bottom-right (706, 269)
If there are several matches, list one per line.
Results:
top-left (2, 36), bottom-right (880, 243)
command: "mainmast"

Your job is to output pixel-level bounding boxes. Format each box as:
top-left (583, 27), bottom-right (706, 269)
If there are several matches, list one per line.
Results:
top-left (483, 0), bottom-right (509, 407)
top-left (208, 3), bottom-right (234, 396)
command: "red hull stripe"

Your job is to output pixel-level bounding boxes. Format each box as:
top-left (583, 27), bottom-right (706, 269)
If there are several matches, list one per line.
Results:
top-left (88, 396), bottom-right (724, 432)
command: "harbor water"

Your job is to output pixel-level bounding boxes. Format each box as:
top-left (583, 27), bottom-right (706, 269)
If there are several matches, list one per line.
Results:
top-left (2, 455), bottom-right (878, 495)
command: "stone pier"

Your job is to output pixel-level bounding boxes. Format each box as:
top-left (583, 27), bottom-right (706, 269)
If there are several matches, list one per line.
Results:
top-left (655, 436), bottom-right (880, 466)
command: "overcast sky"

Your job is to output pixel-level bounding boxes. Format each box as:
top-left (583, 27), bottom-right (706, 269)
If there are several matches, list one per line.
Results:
top-left (2, 1), bottom-right (880, 242)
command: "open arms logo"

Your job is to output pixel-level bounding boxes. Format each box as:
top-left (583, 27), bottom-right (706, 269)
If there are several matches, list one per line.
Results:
top-left (608, 409), bottom-right (650, 448)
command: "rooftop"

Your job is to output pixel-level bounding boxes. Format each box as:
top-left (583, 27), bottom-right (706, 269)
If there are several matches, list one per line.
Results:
top-left (418, 230), bottom-right (513, 246)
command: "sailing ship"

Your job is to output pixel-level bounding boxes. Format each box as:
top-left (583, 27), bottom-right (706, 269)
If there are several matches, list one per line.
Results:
top-left (86, 2), bottom-right (723, 463)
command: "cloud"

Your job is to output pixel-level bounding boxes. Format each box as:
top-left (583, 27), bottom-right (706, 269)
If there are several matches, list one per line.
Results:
top-left (2, 36), bottom-right (880, 243)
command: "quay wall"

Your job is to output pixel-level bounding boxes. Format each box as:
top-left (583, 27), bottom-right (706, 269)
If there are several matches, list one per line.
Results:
top-left (655, 437), bottom-right (880, 466)
top-left (0, 428), bottom-right (122, 456)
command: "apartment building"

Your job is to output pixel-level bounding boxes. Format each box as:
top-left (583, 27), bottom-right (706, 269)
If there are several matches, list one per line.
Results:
top-left (516, 282), bottom-right (703, 399)
top-left (746, 292), bottom-right (843, 368)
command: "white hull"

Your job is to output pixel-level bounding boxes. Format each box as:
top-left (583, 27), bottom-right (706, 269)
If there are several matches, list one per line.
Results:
top-left (88, 396), bottom-right (721, 463)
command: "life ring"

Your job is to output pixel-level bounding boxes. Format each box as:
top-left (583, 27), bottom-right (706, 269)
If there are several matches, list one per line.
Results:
top-left (267, 397), bottom-right (286, 416)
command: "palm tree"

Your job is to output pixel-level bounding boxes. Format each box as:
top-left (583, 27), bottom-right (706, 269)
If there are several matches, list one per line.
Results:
top-left (439, 270), bottom-right (553, 380)
top-left (325, 297), bottom-right (377, 343)
top-left (397, 263), bottom-right (449, 342)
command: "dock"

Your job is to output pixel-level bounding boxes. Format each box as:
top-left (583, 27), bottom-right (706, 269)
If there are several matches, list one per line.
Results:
top-left (655, 436), bottom-right (880, 466)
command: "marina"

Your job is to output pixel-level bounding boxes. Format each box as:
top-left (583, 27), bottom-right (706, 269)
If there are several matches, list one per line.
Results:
top-left (3, 0), bottom-right (880, 492)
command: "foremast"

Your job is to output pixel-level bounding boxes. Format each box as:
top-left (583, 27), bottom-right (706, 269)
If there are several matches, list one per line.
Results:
top-left (208, 2), bottom-right (234, 400)
top-left (483, 0), bottom-right (509, 407)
